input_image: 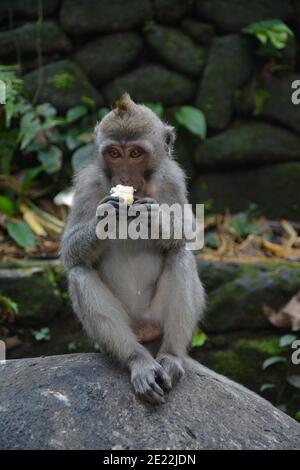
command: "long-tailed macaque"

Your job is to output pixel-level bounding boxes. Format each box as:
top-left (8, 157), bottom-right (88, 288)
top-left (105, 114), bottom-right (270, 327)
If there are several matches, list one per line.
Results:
top-left (61, 94), bottom-right (205, 404)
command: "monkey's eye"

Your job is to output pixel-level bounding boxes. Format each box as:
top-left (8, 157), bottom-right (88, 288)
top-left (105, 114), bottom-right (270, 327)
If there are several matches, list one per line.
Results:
top-left (108, 148), bottom-right (121, 158)
top-left (130, 148), bottom-right (142, 158)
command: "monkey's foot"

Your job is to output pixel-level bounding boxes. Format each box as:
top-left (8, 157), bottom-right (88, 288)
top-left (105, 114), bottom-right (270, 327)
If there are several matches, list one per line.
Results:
top-left (132, 321), bottom-right (162, 343)
top-left (130, 357), bottom-right (172, 405)
top-left (157, 353), bottom-right (185, 387)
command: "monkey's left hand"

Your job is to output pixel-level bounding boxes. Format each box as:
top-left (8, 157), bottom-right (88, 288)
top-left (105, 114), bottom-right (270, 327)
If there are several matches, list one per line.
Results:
top-left (132, 197), bottom-right (158, 211)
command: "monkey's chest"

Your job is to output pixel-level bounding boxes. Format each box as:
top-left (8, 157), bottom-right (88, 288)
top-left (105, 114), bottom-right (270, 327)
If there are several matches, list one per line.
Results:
top-left (98, 240), bottom-right (163, 316)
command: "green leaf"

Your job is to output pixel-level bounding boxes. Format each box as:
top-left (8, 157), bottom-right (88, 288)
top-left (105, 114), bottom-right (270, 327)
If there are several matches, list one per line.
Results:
top-left (260, 383), bottom-right (276, 392)
top-left (287, 375), bottom-right (300, 389)
top-left (205, 233), bottom-right (219, 249)
top-left (31, 327), bottom-right (51, 341)
top-left (22, 166), bottom-right (44, 192)
top-left (36, 103), bottom-right (57, 118)
top-left (262, 356), bottom-right (287, 370)
top-left (98, 107), bottom-right (110, 120)
top-left (191, 329), bottom-right (207, 348)
top-left (230, 218), bottom-right (259, 237)
top-left (66, 105), bottom-right (88, 123)
top-left (144, 102), bottom-right (164, 118)
top-left (0, 293), bottom-right (18, 314)
top-left (175, 106), bottom-right (206, 139)
top-left (7, 220), bottom-right (36, 250)
top-left (0, 195), bottom-right (15, 217)
top-left (71, 143), bottom-right (95, 173)
top-left (38, 145), bottom-right (62, 174)
top-left (81, 96), bottom-right (96, 108)
top-left (295, 411), bottom-right (300, 422)
top-left (279, 334), bottom-right (297, 349)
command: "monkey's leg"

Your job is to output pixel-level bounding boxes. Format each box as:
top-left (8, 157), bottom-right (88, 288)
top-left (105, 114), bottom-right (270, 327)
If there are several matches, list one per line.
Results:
top-left (151, 250), bottom-right (205, 387)
top-left (69, 266), bottom-right (171, 405)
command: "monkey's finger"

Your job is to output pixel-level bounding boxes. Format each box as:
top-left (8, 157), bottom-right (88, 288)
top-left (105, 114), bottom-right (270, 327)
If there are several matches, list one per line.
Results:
top-left (133, 197), bottom-right (157, 205)
top-left (100, 195), bottom-right (121, 204)
top-left (156, 368), bottom-right (172, 392)
top-left (133, 376), bottom-right (165, 405)
top-left (149, 378), bottom-right (164, 397)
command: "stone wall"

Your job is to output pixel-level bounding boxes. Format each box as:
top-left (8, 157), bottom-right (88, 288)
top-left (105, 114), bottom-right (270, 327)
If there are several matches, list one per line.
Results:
top-left (1, 0), bottom-right (300, 218)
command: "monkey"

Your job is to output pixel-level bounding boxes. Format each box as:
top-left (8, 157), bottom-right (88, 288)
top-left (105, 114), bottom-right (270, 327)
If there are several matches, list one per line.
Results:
top-left (60, 94), bottom-right (205, 405)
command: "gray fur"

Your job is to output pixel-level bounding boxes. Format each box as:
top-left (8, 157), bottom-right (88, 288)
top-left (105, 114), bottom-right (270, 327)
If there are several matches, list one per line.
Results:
top-left (61, 95), bottom-right (205, 405)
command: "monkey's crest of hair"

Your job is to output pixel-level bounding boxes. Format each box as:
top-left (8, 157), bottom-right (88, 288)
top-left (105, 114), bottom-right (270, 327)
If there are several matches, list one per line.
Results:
top-left (97, 93), bottom-right (167, 139)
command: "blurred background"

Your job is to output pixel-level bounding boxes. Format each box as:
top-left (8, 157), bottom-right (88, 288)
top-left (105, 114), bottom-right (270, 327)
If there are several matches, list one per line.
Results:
top-left (0, 0), bottom-right (300, 420)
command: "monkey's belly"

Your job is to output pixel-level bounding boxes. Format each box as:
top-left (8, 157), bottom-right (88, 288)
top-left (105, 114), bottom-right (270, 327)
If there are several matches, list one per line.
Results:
top-left (98, 240), bottom-right (163, 317)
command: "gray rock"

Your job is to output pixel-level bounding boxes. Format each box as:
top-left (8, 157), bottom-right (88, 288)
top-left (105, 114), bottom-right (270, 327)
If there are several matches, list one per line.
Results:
top-left (195, 123), bottom-right (300, 169)
top-left (0, 264), bottom-right (63, 324)
top-left (236, 75), bottom-right (300, 135)
top-left (195, 0), bottom-right (293, 33)
top-left (195, 35), bottom-right (254, 130)
top-left (24, 60), bottom-right (103, 113)
top-left (74, 33), bottom-right (142, 86)
top-left (145, 25), bottom-right (206, 77)
top-left (153, 0), bottom-right (193, 24)
top-left (0, 21), bottom-right (71, 59)
top-left (201, 263), bottom-right (300, 332)
top-left (103, 65), bottom-right (195, 106)
top-left (1, 353), bottom-right (299, 449)
top-left (60, 0), bottom-right (153, 35)
top-left (181, 20), bottom-right (215, 44)
top-left (0, 0), bottom-right (59, 19)
top-left (192, 162), bottom-right (300, 220)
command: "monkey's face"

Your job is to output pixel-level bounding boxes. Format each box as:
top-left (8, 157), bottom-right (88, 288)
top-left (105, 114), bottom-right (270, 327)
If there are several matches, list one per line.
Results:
top-left (102, 140), bottom-right (155, 197)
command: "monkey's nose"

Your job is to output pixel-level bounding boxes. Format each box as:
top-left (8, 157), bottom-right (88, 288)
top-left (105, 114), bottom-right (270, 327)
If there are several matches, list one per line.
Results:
top-left (120, 177), bottom-right (133, 186)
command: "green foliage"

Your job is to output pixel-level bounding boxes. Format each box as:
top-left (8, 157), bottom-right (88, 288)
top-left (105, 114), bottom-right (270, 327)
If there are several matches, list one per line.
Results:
top-left (0, 195), bottom-right (15, 217)
top-left (295, 411), bottom-right (300, 422)
top-left (191, 329), bottom-right (207, 348)
top-left (262, 356), bottom-right (287, 370)
top-left (242, 20), bottom-right (293, 57)
top-left (49, 71), bottom-right (76, 89)
top-left (230, 217), bottom-right (260, 237)
top-left (31, 327), bottom-right (51, 341)
top-left (7, 220), bottom-right (36, 250)
top-left (254, 89), bottom-right (271, 116)
top-left (0, 293), bottom-right (18, 315)
top-left (175, 106), bottom-right (206, 139)
top-left (144, 102), bottom-right (164, 118)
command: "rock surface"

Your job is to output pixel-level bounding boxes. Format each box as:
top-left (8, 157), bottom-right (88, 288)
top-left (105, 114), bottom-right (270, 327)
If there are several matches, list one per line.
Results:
top-left (103, 65), bottom-right (195, 106)
top-left (192, 162), bottom-right (300, 220)
top-left (74, 33), bottom-right (142, 86)
top-left (195, 35), bottom-right (254, 130)
top-left (60, 0), bottom-right (153, 35)
top-left (145, 25), bottom-right (206, 77)
top-left (195, 122), bottom-right (300, 169)
top-left (236, 75), bottom-right (300, 135)
top-left (0, 0), bottom-right (59, 19)
top-left (0, 21), bottom-right (71, 59)
top-left (153, 0), bottom-right (193, 24)
top-left (0, 263), bottom-right (64, 324)
top-left (1, 353), bottom-right (300, 449)
top-left (195, 0), bottom-right (293, 32)
top-left (24, 60), bottom-right (103, 112)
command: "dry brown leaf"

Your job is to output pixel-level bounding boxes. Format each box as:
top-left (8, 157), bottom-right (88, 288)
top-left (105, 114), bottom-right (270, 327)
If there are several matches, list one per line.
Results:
top-left (263, 293), bottom-right (300, 331)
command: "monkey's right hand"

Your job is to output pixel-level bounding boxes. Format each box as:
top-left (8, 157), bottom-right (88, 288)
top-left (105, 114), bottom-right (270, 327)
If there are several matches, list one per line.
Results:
top-left (96, 195), bottom-right (128, 219)
top-left (130, 355), bottom-right (172, 405)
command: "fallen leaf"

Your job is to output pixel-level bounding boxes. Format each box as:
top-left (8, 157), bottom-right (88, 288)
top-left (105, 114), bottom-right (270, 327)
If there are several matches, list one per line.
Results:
top-left (263, 292), bottom-right (300, 331)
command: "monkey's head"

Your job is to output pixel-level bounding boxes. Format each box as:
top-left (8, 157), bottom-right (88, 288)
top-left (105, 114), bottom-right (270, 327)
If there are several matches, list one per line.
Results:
top-left (95, 93), bottom-right (175, 197)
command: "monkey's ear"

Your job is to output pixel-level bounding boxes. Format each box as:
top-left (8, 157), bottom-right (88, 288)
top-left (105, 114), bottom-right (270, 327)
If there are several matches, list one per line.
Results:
top-left (164, 125), bottom-right (176, 158)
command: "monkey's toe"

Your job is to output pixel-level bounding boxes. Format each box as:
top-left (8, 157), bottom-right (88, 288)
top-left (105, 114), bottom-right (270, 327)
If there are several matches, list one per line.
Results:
top-left (157, 354), bottom-right (185, 387)
top-left (131, 363), bottom-right (171, 405)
